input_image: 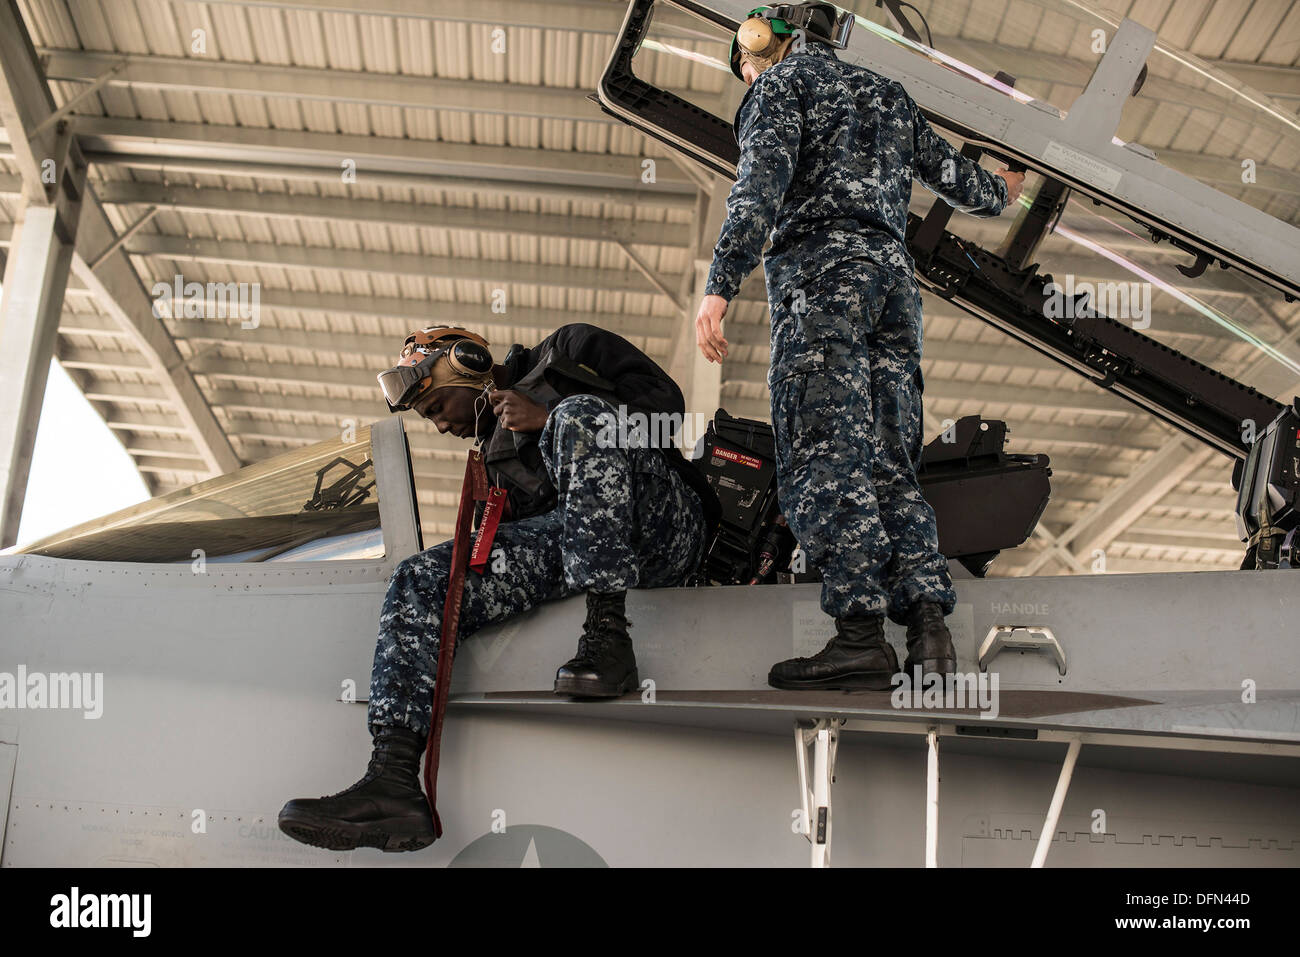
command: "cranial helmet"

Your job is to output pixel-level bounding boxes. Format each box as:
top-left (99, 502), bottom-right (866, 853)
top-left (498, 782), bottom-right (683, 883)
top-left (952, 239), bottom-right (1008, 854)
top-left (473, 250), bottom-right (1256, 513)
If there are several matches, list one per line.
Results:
top-left (729, 3), bottom-right (854, 81)
top-left (376, 327), bottom-right (494, 413)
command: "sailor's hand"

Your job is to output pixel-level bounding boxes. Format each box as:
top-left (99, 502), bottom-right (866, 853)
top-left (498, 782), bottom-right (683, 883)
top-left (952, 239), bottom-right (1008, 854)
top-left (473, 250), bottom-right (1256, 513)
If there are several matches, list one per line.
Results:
top-left (995, 168), bottom-right (1025, 204)
top-left (696, 294), bottom-right (730, 363)
top-left (489, 389), bottom-right (549, 432)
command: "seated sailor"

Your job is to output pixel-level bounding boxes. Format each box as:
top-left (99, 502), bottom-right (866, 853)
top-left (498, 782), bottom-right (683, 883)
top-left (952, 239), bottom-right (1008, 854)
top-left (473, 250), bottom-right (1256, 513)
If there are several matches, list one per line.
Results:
top-left (278, 323), bottom-right (719, 853)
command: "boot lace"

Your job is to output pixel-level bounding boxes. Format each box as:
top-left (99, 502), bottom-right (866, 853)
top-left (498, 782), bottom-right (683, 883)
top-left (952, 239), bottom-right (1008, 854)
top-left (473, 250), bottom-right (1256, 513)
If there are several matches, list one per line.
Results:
top-left (330, 736), bottom-right (408, 797)
top-left (578, 608), bottom-right (628, 659)
top-left (330, 755), bottom-right (384, 797)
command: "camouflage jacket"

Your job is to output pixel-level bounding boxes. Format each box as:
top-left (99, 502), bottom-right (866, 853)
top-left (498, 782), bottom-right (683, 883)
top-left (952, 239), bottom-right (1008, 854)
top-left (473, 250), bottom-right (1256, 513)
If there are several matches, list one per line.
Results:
top-left (485, 323), bottom-right (721, 532)
top-left (704, 41), bottom-right (1009, 305)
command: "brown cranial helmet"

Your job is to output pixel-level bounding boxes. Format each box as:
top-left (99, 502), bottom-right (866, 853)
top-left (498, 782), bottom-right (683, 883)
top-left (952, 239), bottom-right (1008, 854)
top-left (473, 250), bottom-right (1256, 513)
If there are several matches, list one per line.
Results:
top-left (377, 326), bottom-right (494, 412)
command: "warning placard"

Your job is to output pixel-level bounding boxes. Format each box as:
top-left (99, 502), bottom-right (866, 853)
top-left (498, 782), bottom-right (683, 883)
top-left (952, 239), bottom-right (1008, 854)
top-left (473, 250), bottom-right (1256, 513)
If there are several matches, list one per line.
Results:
top-left (711, 446), bottom-right (763, 470)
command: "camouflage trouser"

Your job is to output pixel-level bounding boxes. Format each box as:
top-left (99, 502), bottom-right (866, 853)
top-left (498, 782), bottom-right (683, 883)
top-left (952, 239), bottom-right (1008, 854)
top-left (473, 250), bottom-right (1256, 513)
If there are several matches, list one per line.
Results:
top-left (768, 257), bottom-right (956, 624)
top-left (367, 393), bottom-right (706, 736)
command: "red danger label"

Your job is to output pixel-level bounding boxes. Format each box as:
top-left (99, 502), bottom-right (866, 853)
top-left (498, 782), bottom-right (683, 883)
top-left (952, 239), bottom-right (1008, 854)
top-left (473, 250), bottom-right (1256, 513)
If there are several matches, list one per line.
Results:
top-left (713, 446), bottom-right (762, 469)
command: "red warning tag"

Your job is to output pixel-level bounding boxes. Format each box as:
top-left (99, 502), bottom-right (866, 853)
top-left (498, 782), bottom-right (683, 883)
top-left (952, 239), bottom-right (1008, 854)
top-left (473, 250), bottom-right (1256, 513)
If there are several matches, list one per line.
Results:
top-left (712, 446), bottom-right (763, 469)
top-left (469, 486), bottom-right (507, 573)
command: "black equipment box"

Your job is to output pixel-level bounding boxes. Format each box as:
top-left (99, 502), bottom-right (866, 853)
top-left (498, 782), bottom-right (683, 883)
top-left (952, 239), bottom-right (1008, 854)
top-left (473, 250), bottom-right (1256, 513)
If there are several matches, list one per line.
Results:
top-left (694, 409), bottom-right (791, 585)
top-left (692, 410), bottom-right (1053, 583)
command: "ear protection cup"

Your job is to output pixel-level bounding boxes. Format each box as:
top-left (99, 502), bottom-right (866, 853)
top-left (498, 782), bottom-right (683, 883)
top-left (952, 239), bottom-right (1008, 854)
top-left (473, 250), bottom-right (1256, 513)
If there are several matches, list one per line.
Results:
top-left (730, 3), bottom-right (854, 79)
top-left (737, 16), bottom-right (780, 57)
top-left (444, 338), bottom-right (494, 377)
top-left (730, 7), bottom-right (797, 80)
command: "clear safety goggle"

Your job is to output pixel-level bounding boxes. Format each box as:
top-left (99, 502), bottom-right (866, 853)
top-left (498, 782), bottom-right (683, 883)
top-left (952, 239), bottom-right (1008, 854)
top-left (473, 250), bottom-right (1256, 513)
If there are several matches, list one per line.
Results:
top-left (377, 350), bottom-right (443, 413)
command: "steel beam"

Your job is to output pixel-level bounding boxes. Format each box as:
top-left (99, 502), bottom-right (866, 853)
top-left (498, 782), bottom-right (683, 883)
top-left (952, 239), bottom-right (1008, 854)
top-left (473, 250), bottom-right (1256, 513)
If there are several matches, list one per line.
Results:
top-left (1051, 488), bottom-right (1238, 513)
top-left (81, 151), bottom-right (697, 210)
top-left (69, 194), bottom-right (242, 477)
top-left (117, 435), bottom-right (206, 460)
top-left (128, 234), bottom-right (658, 296)
top-left (0, 194), bottom-right (86, 547)
top-left (71, 116), bottom-right (695, 196)
top-left (1112, 529), bottom-right (1243, 554)
top-left (56, 343), bottom-right (152, 372)
top-left (724, 299), bottom-right (1248, 347)
top-left (69, 374), bottom-right (170, 405)
top-left (40, 49), bottom-right (626, 125)
top-left (28, 46), bottom-right (1300, 198)
top-left (720, 394), bottom-right (1174, 449)
top-left (100, 412), bottom-right (192, 437)
top-left (0, 0), bottom-right (90, 547)
top-left (195, 0), bottom-right (628, 31)
top-left (95, 181), bottom-right (690, 248)
top-left (0, 0), bottom-right (71, 200)
top-left (719, 359), bottom-right (1138, 417)
top-left (167, 320), bottom-right (669, 369)
top-left (1, 0), bottom-right (240, 504)
top-left (56, 309), bottom-right (133, 337)
top-left (157, 289), bottom-right (677, 342)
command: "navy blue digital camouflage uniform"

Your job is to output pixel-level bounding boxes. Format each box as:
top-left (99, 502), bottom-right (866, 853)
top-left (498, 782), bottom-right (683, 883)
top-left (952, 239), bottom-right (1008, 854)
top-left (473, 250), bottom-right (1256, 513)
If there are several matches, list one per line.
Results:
top-left (367, 393), bottom-right (706, 737)
top-left (705, 40), bottom-right (1008, 624)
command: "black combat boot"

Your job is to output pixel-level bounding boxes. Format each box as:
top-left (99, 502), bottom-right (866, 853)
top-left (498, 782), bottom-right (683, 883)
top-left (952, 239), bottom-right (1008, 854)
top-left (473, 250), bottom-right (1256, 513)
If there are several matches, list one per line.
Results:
top-left (277, 726), bottom-right (436, 852)
top-left (768, 616), bottom-right (899, 691)
top-left (554, 590), bottom-right (638, 698)
top-left (902, 601), bottom-right (958, 679)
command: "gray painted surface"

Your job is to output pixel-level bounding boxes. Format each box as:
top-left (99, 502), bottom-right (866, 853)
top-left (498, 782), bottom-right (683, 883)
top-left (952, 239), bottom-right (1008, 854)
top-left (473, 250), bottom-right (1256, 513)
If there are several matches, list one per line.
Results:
top-left (2, 539), bottom-right (1296, 866)
top-left (1, 420), bottom-right (1296, 866)
top-left (3, 708), bottom-right (1297, 867)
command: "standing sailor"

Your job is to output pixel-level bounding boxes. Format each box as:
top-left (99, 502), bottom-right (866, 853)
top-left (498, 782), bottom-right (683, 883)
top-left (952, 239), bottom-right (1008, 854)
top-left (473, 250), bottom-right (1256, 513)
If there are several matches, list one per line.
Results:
top-left (695, 3), bottom-right (1024, 690)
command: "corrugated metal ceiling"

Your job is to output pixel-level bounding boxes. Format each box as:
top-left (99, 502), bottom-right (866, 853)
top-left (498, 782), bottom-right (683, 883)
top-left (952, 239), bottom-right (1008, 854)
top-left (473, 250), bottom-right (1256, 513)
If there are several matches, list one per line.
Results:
top-left (1, 0), bottom-right (1296, 573)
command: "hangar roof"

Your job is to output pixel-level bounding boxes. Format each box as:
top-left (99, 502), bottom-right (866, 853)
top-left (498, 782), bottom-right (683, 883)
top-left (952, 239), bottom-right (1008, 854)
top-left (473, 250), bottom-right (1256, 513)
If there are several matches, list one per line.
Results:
top-left (2, 0), bottom-right (1298, 574)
